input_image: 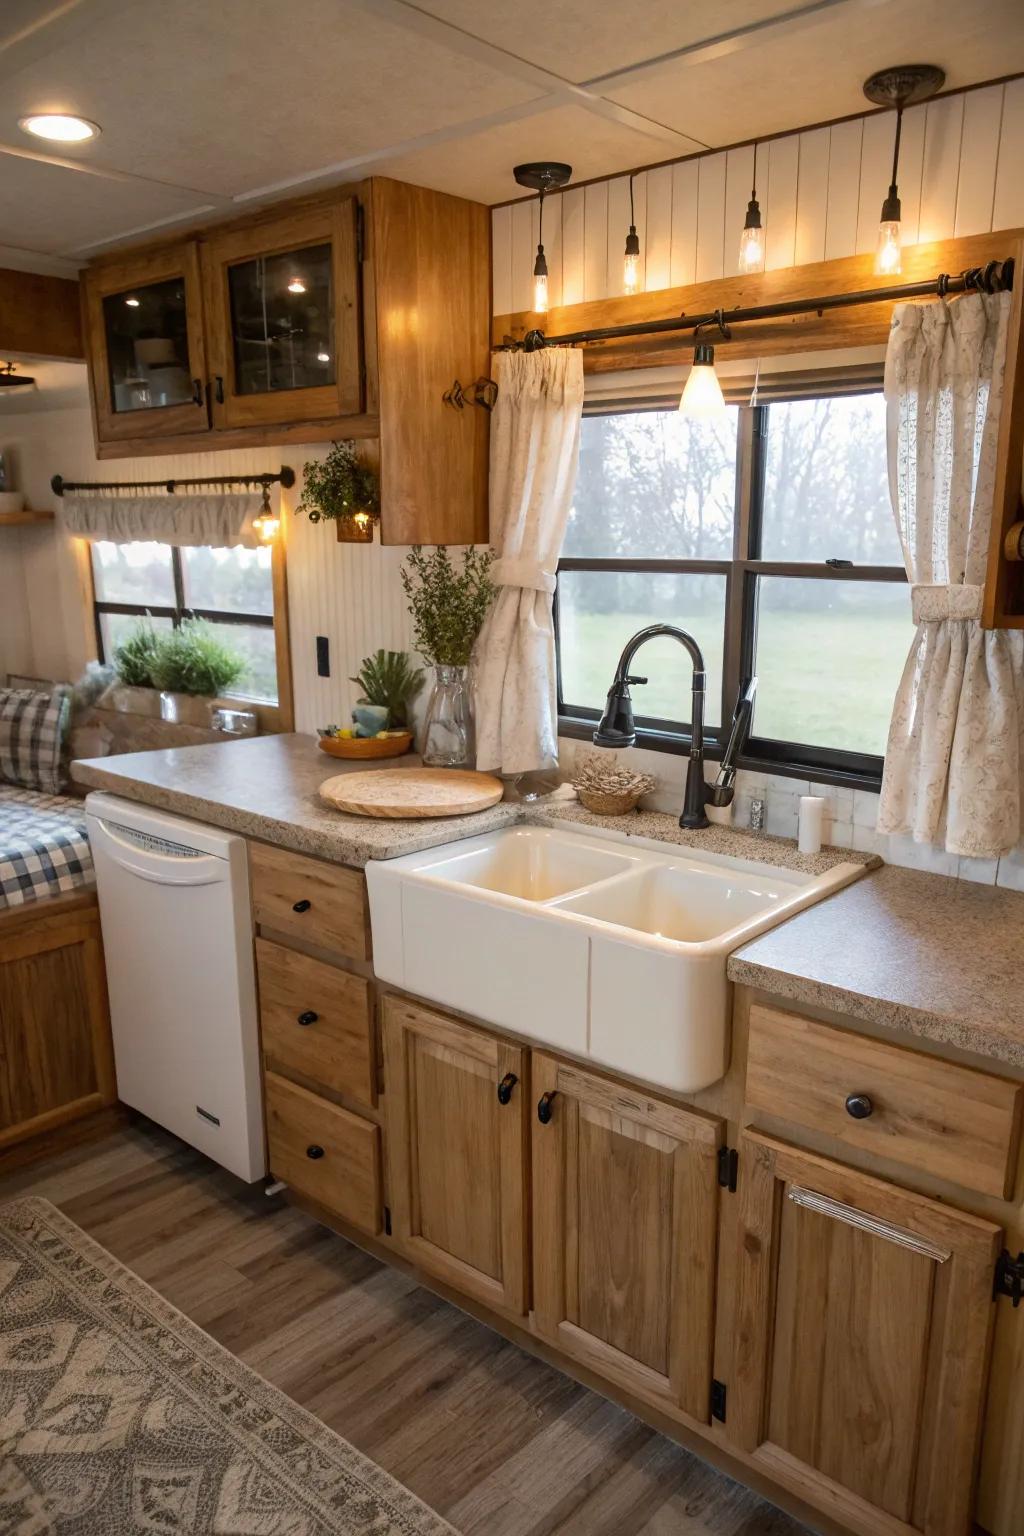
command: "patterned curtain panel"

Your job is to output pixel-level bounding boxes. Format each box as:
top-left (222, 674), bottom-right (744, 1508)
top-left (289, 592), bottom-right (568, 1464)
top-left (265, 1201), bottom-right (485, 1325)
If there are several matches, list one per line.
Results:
top-left (474, 347), bottom-right (584, 775)
top-left (878, 291), bottom-right (1024, 857)
top-left (61, 490), bottom-right (267, 548)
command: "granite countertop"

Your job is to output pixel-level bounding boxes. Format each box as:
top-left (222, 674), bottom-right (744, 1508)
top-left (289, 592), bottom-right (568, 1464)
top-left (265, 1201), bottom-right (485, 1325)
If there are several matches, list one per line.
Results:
top-left (729, 862), bottom-right (1024, 1069)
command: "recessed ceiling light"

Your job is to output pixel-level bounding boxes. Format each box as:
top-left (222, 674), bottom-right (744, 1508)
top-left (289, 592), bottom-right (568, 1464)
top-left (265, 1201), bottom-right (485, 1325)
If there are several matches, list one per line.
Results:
top-left (19, 113), bottom-right (100, 143)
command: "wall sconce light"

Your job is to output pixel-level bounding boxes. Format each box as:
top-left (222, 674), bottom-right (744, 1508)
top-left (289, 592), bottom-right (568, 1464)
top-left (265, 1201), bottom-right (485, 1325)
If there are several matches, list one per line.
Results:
top-left (679, 344), bottom-right (726, 420)
top-left (623, 173), bottom-right (641, 294)
top-left (513, 161), bottom-right (573, 315)
top-left (252, 482), bottom-right (280, 543)
top-left (737, 142), bottom-right (765, 275)
top-left (863, 64), bottom-right (945, 276)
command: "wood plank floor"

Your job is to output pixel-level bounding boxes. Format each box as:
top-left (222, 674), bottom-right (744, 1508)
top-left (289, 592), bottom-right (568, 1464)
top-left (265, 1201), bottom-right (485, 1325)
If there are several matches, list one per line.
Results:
top-left (1, 1118), bottom-right (811, 1536)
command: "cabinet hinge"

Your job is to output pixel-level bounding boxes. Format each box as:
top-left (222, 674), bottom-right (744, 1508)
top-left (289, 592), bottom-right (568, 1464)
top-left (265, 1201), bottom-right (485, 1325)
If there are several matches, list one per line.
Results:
top-left (717, 1145), bottom-right (738, 1192)
top-left (356, 202), bottom-right (366, 263)
top-left (710, 1379), bottom-right (727, 1423)
top-left (383, 1205), bottom-right (392, 1237)
top-left (994, 1249), bottom-right (1024, 1306)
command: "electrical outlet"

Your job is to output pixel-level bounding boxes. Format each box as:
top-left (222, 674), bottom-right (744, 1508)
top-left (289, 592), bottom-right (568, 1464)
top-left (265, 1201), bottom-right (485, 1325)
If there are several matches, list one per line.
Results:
top-left (316, 636), bottom-right (330, 677)
top-left (750, 796), bottom-right (765, 831)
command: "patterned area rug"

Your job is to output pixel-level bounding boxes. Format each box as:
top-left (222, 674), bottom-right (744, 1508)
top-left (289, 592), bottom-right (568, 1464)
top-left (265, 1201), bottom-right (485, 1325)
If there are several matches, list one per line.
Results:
top-left (0, 1198), bottom-right (457, 1535)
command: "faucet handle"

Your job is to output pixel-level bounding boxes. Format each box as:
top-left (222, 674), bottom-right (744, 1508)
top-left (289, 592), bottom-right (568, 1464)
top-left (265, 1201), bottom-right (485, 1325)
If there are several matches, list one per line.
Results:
top-left (624, 674), bottom-right (648, 686)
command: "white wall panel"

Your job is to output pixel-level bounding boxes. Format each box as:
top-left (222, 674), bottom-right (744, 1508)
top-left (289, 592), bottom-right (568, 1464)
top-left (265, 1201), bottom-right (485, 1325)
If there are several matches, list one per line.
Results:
top-left (510, 198), bottom-right (538, 314)
top-left (955, 84), bottom-right (1002, 237)
top-left (993, 78), bottom-right (1024, 230)
top-left (856, 111), bottom-right (896, 256)
top-left (824, 118), bottom-right (863, 261)
top-left (669, 159), bottom-right (699, 287)
top-left (918, 94), bottom-right (964, 244)
top-left (560, 185), bottom-right (586, 305)
top-left (695, 152), bottom-right (727, 282)
top-left (793, 126), bottom-right (829, 266)
top-left (583, 180), bottom-right (608, 302)
top-left (765, 135), bottom-right (799, 271)
top-left (490, 204), bottom-right (512, 318)
top-left (644, 164), bottom-right (673, 291)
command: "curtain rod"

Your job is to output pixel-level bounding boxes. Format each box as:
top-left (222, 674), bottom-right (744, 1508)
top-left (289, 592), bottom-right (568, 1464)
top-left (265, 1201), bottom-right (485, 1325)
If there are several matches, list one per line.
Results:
top-left (505, 260), bottom-right (1015, 352)
top-left (51, 466), bottom-right (296, 497)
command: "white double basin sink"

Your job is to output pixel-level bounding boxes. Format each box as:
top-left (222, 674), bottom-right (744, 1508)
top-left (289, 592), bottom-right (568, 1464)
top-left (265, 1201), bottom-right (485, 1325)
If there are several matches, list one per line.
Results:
top-left (367, 822), bottom-right (863, 1093)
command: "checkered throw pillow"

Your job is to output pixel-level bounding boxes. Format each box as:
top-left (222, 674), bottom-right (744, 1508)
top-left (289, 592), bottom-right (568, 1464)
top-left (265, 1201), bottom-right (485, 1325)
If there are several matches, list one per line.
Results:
top-left (0, 686), bottom-right (71, 794)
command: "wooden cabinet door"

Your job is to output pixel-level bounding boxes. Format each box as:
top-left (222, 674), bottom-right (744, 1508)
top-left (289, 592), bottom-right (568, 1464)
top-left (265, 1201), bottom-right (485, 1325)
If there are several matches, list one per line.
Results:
top-left (382, 998), bottom-right (528, 1315)
top-left (730, 1132), bottom-right (1002, 1536)
top-left (202, 199), bottom-right (361, 430)
top-left (84, 242), bottom-right (210, 443)
top-left (532, 1052), bottom-right (722, 1425)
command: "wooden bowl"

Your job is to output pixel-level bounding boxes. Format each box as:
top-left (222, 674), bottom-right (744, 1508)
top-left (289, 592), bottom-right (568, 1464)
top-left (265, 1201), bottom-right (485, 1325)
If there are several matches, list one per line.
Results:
top-left (318, 731), bottom-right (413, 761)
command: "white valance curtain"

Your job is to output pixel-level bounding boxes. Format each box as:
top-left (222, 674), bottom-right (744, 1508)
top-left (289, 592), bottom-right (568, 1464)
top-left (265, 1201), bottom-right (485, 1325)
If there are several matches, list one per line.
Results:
top-left (877, 290), bottom-right (1024, 858)
top-left (61, 490), bottom-right (268, 548)
top-left (474, 348), bottom-right (584, 774)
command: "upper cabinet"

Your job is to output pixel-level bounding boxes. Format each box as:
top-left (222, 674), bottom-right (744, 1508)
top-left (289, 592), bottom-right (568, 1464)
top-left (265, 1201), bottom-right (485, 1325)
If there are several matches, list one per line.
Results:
top-left (80, 178), bottom-right (491, 546)
top-left (83, 242), bottom-right (209, 443)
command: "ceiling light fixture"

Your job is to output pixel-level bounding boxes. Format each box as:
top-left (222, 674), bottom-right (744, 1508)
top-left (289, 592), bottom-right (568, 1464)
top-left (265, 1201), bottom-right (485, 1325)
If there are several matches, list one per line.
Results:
top-left (287, 276), bottom-right (306, 294)
top-left (679, 345), bottom-right (726, 420)
top-left (124, 296), bottom-right (140, 308)
top-left (863, 64), bottom-right (945, 276)
top-left (738, 142), bottom-right (765, 275)
top-left (623, 173), bottom-right (641, 295)
top-left (513, 161), bottom-right (573, 316)
top-left (0, 363), bottom-right (36, 390)
top-left (19, 112), bottom-right (100, 143)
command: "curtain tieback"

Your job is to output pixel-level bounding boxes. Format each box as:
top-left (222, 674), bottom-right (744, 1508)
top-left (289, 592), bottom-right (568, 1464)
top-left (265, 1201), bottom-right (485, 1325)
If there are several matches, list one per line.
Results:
top-left (910, 584), bottom-right (984, 623)
top-left (490, 556), bottom-right (556, 594)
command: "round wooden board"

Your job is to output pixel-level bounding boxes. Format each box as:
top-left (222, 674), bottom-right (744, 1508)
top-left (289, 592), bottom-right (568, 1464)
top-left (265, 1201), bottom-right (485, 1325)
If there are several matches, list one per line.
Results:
top-left (319, 767), bottom-right (504, 819)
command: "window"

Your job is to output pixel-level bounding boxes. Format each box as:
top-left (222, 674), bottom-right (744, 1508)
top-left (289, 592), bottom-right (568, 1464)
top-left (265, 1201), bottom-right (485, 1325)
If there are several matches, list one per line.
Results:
top-left (91, 541), bottom-right (280, 706)
top-left (556, 384), bottom-right (913, 783)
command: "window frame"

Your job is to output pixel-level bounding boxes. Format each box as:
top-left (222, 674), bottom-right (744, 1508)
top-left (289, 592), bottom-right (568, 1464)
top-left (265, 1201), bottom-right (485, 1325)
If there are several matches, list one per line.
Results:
top-left (555, 374), bottom-right (907, 790)
top-left (91, 540), bottom-right (293, 732)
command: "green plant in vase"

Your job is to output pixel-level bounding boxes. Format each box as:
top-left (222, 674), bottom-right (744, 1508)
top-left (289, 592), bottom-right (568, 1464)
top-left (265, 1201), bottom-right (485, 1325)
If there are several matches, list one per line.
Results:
top-left (149, 619), bottom-right (245, 697)
top-left (112, 619), bottom-right (163, 688)
top-left (401, 545), bottom-right (495, 767)
top-left (298, 441), bottom-right (379, 538)
top-left (349, 649), bottom-right (425, 730)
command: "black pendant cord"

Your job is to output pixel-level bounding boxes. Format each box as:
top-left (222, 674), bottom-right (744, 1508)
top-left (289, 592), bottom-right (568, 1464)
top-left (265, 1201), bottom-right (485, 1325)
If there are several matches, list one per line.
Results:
top-left (51, 466), bottom-right (296, 498)
top-left (508, 259), bottom-right (1014, 352)
top-left (751, 140), bottom-right (758, 205)
top-left (889, 104), bottom-right (903, 199)
top-left (629, 173), bottom-right (635, 228)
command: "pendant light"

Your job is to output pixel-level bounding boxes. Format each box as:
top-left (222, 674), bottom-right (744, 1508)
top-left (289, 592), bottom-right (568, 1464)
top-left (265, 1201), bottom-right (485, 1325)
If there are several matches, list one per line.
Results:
top-left (679, 345), bottom-right (726, 420)
top-left (623, 173), bottom-right (641, 294)
top-left (252, 481), bottom-right (280, 544)
top-left (737, 142), bottom-right (765, 275)
top-left (863, 65), bottom-right (945, 276)
top-left (513, 161), bottom-right (573, 316)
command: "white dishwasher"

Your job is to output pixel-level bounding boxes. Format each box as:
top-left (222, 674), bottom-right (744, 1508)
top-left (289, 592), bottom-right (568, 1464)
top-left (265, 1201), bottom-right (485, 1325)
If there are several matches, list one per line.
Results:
top-left (86, 791), bottom-right (265, 1182)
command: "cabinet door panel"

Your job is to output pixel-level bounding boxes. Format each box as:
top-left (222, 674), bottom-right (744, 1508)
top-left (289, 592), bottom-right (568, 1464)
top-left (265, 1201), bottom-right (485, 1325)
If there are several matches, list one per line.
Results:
top-left (382, 998), bottom-right (527, 1314)
top-left (731, 1132), bottom-right (1002, 1536)
top-left (532, 1054), bottom-right (721, 1425)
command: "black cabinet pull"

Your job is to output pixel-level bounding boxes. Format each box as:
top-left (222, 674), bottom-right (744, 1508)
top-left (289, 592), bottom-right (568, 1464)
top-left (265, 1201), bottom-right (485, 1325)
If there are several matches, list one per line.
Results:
top-left (292, 898), bottom-right (311, 913)
top-left (537, 1091), bottom-right (558, 1124)
top-left (845, 1093), bottom-right (874, 1120)
top-left (297, 1010), bottom-right (318, 1027)
top-left (497, 1071), bottom-right (518, 1105)
top-left (306, 1144), bottom-right (325, 1160)
top-left (214, 374), bottom-right (224, 404)
top-left (191, 377), bottom-right (204, 406)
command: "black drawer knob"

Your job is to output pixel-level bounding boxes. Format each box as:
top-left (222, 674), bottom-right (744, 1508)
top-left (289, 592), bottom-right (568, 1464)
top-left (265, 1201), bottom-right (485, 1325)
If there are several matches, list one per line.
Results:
top-left (845, 1093), bottom-right (874, 1120)
top-left (537, 1091), bottom-right (558, 1125)
top-left (306, 1144), bottom-right (325, 1160)
top-left (297, 1010), bottom-right (318, 1027)
top-left (292, 898), bottom-right (312, 913)
top-left (497, 1072), bottom-right (518, 1105)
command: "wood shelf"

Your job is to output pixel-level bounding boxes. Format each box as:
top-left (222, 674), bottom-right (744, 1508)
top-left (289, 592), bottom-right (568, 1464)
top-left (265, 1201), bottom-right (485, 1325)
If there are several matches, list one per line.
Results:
top-left (0, 508), bottom-right (55, 527)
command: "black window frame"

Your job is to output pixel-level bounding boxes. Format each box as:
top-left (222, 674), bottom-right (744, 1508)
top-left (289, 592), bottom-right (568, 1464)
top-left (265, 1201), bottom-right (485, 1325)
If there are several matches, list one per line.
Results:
top-left (92, 543), bottom-right (277, 705)
top-left (555, 373), bottom-right (907, 791)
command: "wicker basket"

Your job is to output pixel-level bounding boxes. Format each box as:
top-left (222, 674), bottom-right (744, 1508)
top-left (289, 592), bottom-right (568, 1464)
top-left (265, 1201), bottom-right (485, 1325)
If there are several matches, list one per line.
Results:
top-left (577, 787), bottom-right (646, 816)
top-left (318, 731), bottom-right (413, 760)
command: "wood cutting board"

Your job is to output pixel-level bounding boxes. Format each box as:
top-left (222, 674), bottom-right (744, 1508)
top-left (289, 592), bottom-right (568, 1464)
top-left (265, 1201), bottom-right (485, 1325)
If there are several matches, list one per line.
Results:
top-left (319, 768), bottom-right (504, 819)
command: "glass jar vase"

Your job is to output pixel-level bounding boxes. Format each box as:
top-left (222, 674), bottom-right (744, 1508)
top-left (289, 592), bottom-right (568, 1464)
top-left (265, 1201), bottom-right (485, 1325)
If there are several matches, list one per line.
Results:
top-left (421, 664), bottom-right (472, 767)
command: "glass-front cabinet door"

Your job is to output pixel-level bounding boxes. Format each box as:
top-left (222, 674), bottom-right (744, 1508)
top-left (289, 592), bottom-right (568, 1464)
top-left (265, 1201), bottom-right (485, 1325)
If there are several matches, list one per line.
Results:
top-left (84, 243), bottom-right (210, 443)
top-left (202, 199), bottom-right (361, 429)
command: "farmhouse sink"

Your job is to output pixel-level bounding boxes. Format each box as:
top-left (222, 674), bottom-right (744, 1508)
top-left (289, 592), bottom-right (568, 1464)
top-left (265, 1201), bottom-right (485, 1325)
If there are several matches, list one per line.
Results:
top-left (366, 824), bottom-right (864, 1093)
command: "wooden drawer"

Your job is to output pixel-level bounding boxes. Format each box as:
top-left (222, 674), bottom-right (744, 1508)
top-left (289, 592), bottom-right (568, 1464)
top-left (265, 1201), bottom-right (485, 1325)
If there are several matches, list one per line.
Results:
top-left (257, 938), bottom-right (376, 1107)
top-left (746, 1004), bottom-right (1023, 1198)
top-left (265, 1071), bottom-right (381, 1233)
top-left (250, 841), bottom-right (369, 960)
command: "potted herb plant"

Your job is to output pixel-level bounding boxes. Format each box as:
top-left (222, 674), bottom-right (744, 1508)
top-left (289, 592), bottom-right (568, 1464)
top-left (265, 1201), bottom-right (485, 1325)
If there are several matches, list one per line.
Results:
top-left (401, 545), bottom-right (494, 767)
top-left (297, 441), bottom-right (379, 540)
top-left (105, 619), bottom-right (164, 716)
top-left (150, 619), bottom-right (246, 725)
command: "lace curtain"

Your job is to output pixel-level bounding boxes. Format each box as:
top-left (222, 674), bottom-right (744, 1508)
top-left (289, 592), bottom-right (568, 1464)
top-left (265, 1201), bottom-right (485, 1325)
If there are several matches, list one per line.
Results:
top-left (474, 348), bottom-right (584, 774)
top-left (877, 290), bottom-right (1024, 857)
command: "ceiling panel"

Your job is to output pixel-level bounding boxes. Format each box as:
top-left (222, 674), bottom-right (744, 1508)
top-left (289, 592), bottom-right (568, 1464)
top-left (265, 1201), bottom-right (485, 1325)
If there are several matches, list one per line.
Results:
top-left (0, 0), bottom-right (546, 199)
top-left (0, 154), bottom-right (214, 254)
top-left (412, 0), bottom-right (810, 85)
top-left (0, 1), bottom-right (72, 50)
top-left (375, 103), bottom-right (702, 204)
top-left (606, 0), bottom-right (1024, 144)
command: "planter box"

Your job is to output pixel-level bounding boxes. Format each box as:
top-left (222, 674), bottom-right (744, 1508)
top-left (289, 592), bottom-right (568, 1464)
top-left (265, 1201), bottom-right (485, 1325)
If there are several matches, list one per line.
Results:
top-left (159, 690), bottom-right (216, 727)
top-left (98, 683), bottom-right (162, 717)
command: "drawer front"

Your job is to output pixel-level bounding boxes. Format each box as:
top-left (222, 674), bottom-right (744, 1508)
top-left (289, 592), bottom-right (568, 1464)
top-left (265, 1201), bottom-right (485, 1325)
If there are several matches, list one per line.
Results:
top-left (257, 939), bottom-right (376, 1107)
top-left (746, 1004), bottom-right (1023, 1198)
top-left (250, 841), bottom-right (369, 960)
top-left (265, 1071), bottom-right (381, 1233)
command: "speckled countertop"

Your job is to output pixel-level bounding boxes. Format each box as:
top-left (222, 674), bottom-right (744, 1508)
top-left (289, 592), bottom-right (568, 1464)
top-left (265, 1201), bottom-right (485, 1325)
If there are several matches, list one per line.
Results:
top-left (729, 863), bottom-right (1024, 1069)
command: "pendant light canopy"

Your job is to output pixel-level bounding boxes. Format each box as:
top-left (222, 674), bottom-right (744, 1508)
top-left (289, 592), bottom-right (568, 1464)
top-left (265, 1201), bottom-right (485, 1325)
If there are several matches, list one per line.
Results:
top-left (0, 363), bottom-right (35, 390)
top-left (623, 173), bottom-right (641, 294)
top-left (679, 344), bottom-right (726, 420)
top-left (863, 65), bottom-right (945, 276)
top-left (513, 161), bottom-right (573, 315)
top-left (738, 143), bottom-right (765, 275)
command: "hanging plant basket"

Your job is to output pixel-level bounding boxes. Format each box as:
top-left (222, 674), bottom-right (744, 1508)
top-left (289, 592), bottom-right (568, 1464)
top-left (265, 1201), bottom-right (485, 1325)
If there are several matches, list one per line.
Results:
top-left (298, 442), bottom-right (379, 542)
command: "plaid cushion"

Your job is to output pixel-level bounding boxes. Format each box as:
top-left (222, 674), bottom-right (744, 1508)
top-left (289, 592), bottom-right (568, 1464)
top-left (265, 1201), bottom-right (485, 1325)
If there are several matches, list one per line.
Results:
top-left (0, 787), bottom-right (93, 908)
top-left (0, 685), bottom-right (71, 793)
